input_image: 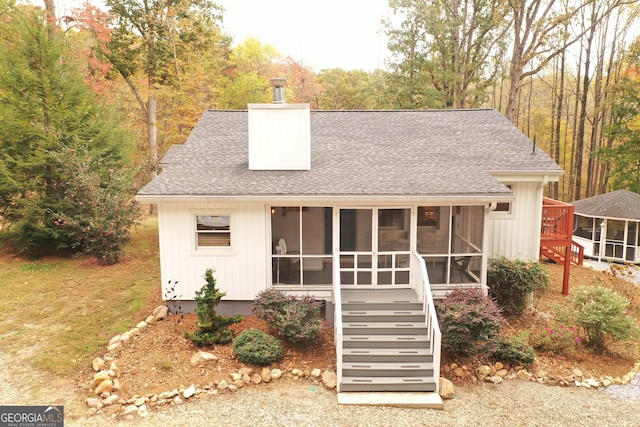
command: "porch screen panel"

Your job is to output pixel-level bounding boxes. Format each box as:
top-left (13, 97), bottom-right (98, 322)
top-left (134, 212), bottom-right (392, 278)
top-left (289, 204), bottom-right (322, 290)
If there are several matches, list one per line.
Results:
top-left (271, 207), bottom-right (301, 285)
top-left (451, 206), bottom-right (483, 254)
top-left (417, 206), bottom-right (450, 254)
top-left (606, 219), bottom-right (625, 259)
top-left (378, 209), bottom-right (410, 251)
top-left (627, 222), bottom-right (638, 262)
top-left (574, 216), bottom-right (593, 239)
top-left (340, 209), bottom-right (372, 252)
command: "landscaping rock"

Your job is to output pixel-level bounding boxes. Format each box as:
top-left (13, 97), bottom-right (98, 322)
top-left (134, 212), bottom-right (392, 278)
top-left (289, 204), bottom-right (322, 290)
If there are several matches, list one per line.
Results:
top-left (95, 379), bottom-right (114, 395)
top-left (260, 367), bottom-right (272, 382)
top-left (322, 371), bottom-right (337, 390)
top-left (516, 370), bottom-right (532, 381)
top-left (92, 357), bottom-right (105, 372)
top-left (476, 365), bottom-right (491, 381)
top-left (93, 370), bottom-right (110, 387)
top-left (183, 385), bottom-right (196, 399)
top-left (85, 397), bottom-right (101, 408)
top-left (152, 305), bottom-right (168, 322)
top-left (439, 377), bottom-right (455, 399)
top-left (271, 369), bottom-right (283, 380)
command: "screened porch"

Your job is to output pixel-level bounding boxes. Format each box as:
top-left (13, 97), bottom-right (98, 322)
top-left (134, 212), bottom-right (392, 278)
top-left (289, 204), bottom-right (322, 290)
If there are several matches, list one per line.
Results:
top-left (269, 205), bottom-right (485, 297)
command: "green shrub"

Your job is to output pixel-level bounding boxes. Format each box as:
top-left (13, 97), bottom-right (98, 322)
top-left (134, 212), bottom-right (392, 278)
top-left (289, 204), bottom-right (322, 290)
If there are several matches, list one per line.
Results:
top-left (556, 284), bottom-right (639, 353)
top-left (487, 257), bottom-right (549, 316)
top-left (435, 288), bottom-right (503, 357)
top-left (51, 147), bottom-right (141, 265)
top-left (252, 288), bottom-right (323, 343)
top-left (233, 329), bottom-right (283, 366)
top-left (186, 269), bottom-right (242, 346)
top-left (494, 332), bottom-right (535, 364)
top-left (529, 323), bottom-right (581, 356)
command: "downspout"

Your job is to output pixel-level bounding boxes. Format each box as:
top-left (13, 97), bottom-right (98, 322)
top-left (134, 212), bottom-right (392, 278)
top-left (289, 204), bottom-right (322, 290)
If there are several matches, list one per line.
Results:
top-left (537, 175), bottom-right (549, 192)
top-left (537, 175), bottom-right (549, 254)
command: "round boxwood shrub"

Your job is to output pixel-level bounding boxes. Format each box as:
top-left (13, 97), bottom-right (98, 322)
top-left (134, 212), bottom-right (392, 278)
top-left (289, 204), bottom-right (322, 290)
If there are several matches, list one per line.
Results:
top-left (494, 333), bottom-right (535, 365)
top-left (233, 329), bottom-right (283, 366)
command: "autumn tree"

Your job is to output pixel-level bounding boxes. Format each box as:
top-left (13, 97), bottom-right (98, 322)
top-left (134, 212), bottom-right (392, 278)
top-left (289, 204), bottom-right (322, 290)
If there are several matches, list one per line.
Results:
top-left (504, 0), bottom-right (628, 125)
top-left (219, 37), bottom-right (281, 108)
top-left (76, 0), bottom-right (227, 181)
top-left (385, 0), bottom-right (508, 109)
top-left (0, 1), bottom-right (133, 255)
top-left (316, 68), bottom-right (378, 110)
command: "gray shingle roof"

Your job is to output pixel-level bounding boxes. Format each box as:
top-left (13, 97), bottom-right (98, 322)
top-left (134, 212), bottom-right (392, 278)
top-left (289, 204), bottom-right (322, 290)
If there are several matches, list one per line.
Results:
top-left (571, 190), bottom-right (640, 220)
top-left (137, 109), bottom-right (563, 199)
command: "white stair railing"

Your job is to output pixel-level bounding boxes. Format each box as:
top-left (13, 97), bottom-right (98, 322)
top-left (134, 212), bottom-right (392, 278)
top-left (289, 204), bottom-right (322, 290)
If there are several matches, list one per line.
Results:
top-left (332, 250), bottom-right (343, 392)
top-left (412, 251), bottom-right (441, 392)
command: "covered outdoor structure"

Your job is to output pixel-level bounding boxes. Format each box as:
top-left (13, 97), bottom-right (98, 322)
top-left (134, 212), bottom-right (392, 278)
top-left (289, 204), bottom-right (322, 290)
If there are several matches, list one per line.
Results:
top-left (571, 190), bottom-right (640, 264)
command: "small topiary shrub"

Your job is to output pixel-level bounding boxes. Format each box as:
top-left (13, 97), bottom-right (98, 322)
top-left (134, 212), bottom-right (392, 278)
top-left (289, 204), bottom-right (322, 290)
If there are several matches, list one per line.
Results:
top-left (494, 332), bottom-right (535, 365)
top-left (233, 329), bottom-right (283, 366)
top-left (252, 288), bottom-right (323, 343)
top-left (487, 257), bottom-right (549, 316)
top-left (435, 288), bottom-right (503, 357)
top-left (556, 284), bottom-right (639, 353)
top-left (186, 269), bottom-right (243, 346)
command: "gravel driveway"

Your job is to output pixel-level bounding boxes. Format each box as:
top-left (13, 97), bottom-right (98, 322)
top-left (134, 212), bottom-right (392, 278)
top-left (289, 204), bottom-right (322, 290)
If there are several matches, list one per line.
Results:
top-left (2, 348), bottom-right (639, 426)
top-left (63, 379), bottom-right (639, 427)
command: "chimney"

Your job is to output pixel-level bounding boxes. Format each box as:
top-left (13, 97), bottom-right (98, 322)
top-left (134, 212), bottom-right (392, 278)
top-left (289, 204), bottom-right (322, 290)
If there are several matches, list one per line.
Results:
top-left (270, 78), bottom-right (286, 104)
top-left (248, 79), bottom-right (310, 171)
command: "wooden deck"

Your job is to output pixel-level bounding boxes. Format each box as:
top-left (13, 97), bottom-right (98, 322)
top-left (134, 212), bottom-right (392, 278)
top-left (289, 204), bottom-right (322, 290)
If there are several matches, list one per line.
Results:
top-left (540, 197), bottom-right (584, 295)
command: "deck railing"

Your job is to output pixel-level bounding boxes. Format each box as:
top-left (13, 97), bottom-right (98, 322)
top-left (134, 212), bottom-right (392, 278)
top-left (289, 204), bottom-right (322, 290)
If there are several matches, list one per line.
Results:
top-left (413, 251), bottom-right (441, 393)
top-left (332, 251), bottom-right (343, 392)
top-left (541, 198), bottom-right (574, 240)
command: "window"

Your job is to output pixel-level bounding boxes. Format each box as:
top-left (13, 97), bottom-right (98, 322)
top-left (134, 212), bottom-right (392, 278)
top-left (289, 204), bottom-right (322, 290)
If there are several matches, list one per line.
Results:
top-left (196, 215), bottom-right (230, 247)
top-left (492, 185), bottom-right (513, 215)
top-left (418, 206), bottom-right (439, 227)
top-left (379, 209), bottom-right (405, 228)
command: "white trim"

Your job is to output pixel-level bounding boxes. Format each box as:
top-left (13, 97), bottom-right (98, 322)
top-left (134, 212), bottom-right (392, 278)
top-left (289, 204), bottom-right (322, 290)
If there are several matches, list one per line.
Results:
top-left (136, 194), bottom-right (515, 205)
top-left (488, 183), bottom-right (515, 219)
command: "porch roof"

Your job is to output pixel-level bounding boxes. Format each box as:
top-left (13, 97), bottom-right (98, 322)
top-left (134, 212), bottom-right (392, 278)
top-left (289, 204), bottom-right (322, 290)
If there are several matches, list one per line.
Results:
top-left (137, 109), bottom-right (563, 200)
top-left (571, 190), bottom-right (640, 221)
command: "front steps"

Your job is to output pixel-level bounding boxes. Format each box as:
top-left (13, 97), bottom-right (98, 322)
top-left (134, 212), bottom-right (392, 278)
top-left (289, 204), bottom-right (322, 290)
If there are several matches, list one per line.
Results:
top-left (339, 289), bottom-right (439, 399)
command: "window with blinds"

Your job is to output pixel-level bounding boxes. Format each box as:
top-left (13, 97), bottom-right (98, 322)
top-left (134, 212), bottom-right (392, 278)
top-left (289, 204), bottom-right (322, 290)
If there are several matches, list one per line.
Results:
top-left (196, 215), bottom-right (231, 248)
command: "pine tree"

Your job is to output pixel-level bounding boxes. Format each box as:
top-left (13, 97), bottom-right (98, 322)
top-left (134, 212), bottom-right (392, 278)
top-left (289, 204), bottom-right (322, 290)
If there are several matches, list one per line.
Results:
top-left (0, 3), bottom-right (132, 255)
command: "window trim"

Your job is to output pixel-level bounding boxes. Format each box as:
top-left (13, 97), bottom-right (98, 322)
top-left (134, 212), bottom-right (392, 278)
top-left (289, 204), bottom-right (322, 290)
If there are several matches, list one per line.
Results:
top-left (192, 210), bottom-right (235, 255)
top-left (489, 184), bottom-right (515, 219)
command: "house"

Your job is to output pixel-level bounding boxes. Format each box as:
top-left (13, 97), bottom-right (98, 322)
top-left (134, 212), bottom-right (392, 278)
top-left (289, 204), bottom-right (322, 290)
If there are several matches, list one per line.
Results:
top-left (136, 80), bottom-right (563, 403)
top-left (571, 189), bottom-right (640, 264)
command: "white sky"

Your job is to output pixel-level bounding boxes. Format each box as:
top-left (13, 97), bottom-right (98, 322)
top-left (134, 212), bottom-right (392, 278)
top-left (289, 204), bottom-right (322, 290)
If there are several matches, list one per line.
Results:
top-left (216, 0), bottom-right (393, 72)
top-left (36, 0), bottom-right (394, 72)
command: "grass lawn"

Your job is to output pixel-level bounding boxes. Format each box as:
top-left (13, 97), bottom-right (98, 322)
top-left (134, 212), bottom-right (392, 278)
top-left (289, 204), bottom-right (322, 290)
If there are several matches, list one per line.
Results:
top-left (0, 218), bottom-right (160, 376)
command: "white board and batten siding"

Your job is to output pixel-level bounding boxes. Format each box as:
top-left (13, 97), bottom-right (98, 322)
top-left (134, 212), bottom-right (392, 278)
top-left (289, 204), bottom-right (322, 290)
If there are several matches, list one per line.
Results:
top-left (158, 202), bottom-right (269, 301)
top-left (486, 180), bottom-right (545, 261)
